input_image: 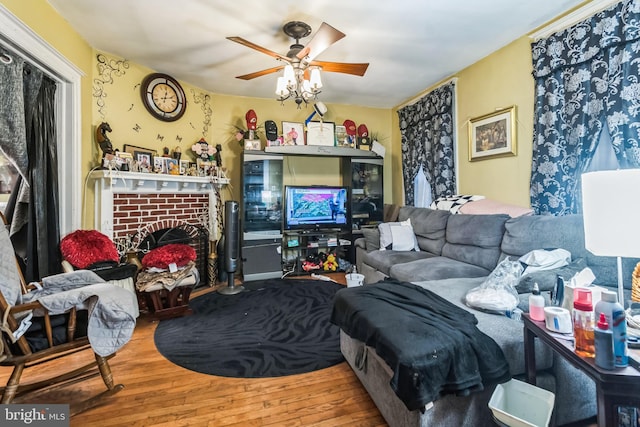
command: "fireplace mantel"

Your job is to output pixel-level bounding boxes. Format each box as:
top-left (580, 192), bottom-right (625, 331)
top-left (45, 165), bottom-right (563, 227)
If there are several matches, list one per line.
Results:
top-left (89, 170), bottom-right (229, 241)
top-left (89, 170), bottom-right (229, 194)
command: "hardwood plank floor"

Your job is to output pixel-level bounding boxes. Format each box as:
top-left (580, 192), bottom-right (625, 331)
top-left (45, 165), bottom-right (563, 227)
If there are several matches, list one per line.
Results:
top-left (0, 272), bottom-right (598, 427)
top-left (0, 273), bottom-right (388, 427)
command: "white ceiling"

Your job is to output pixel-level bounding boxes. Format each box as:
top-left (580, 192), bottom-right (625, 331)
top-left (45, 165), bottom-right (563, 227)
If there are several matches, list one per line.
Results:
top-left (47, 0), bottom-right (588, 109)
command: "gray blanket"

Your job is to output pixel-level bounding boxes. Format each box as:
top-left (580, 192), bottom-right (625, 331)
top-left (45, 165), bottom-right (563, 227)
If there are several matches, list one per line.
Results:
top-left (22, 270), bottom-right (138, 357)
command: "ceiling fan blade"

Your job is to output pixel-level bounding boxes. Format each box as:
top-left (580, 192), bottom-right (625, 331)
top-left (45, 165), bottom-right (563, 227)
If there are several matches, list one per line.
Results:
top-left (296, 22), bottom-right (345, 62)
top-left (311, 61), bottom-right (369, 77)
top-left (235, 66), bottom-right (285, 80)
top-left (227, 36), bottom-right (291, 62)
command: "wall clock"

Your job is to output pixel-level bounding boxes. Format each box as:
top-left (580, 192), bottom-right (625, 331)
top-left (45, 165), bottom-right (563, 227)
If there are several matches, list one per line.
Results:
top-left (141, 73), bottom-right (187, 122)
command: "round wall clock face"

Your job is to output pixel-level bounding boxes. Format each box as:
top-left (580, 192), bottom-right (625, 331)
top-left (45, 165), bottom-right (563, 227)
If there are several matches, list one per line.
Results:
top-left (141, 73), bottom-right (187, 122)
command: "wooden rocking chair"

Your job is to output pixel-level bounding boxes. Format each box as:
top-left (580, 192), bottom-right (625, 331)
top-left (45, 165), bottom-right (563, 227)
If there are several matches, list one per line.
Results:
top-left (0, 214), bottom-right (126, 415)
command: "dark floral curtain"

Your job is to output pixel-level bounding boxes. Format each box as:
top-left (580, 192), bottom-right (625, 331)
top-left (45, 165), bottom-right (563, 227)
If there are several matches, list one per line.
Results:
top-left (530, 0), bottom-right (640, 215)
top-left (398, 81), bottom-right (456, 206)
top-left (0, 46), bottom-right (61, 281)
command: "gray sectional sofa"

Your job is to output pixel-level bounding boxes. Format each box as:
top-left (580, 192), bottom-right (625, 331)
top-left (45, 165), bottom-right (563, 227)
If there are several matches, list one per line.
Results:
top-left (335, 206), bottom-right (637, 427)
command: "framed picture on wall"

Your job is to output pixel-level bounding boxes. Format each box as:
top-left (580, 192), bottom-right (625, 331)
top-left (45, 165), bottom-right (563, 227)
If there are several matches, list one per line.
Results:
top-left (468, 105), bottom-right (517, 161)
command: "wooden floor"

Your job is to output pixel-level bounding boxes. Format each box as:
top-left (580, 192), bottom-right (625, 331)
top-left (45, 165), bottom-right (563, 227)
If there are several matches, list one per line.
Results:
top-left (0, 272), bottom-right (598, 427)
top-left (0, 273), bottom-right (388, 427)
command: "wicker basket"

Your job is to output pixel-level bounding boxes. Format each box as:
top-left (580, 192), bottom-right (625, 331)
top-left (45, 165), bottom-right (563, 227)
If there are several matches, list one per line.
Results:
top-left (632, 262), bottom-right (640, 302)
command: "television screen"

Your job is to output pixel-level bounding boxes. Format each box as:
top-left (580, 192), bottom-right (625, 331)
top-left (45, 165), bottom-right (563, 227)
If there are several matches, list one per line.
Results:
top-left (284, 185), bottom-right (350, 231)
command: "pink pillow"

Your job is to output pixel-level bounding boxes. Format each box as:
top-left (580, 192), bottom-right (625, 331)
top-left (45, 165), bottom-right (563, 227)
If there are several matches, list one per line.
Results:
top-left (459, 199), bottom-right (533, 218)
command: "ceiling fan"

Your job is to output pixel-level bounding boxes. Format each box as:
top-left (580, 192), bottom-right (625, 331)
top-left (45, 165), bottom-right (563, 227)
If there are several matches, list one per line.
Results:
top-left (227, 21), bottom-right (369, 105)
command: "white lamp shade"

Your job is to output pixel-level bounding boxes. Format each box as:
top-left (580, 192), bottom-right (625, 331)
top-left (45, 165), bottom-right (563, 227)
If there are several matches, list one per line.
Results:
top-left (310, 67), bottom-right (322, 89)
top-left (283, 65), bottom-right (295, 86)
top-left (582, 169), bottom-right (640, 258)
top-left (275, 77), bottom-right (289, 97)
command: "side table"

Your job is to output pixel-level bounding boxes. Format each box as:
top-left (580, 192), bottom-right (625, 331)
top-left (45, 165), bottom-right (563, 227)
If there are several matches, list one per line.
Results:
top-left (523, 313), bottom-right (640, 427)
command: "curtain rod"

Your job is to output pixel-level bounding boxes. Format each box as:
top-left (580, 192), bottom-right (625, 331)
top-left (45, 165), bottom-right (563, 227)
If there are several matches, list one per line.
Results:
top-left (395, 77), bottom-right (458, 110)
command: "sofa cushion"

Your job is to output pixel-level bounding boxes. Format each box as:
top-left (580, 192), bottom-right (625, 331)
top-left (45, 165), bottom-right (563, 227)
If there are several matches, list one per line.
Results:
top-left (362, 250), bottom-right (435, 277)
top-left (501, 215), bottom-right (587, 260)
top-left (500, 214), bottom-right (634, 288)
top-left (397, 207), bottom-right (450, 255)
top-left (389, 256), bottom-right (491, 282)
top-left (413, 277), bottom-right (554, 376)
top-left (441, 214), bottom-right (509, 271)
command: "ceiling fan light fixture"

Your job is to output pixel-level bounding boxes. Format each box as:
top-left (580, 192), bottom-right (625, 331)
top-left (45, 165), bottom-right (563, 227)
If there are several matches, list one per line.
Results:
top-left (228, 20), bottom-right (368, 108)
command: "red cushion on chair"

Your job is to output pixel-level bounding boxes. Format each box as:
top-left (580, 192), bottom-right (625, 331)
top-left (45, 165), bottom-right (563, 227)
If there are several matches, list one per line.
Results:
top-left (141, 244), bottom-right (196, 270)
top-left (60, 230), bottom-right (120, 269)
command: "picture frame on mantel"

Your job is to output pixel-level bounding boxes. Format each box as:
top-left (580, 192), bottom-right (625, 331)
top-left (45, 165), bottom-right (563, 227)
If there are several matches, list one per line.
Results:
top-left (306, 121), bottom-right (335, 147)
top-left (468, 106), bottom-right (517, 161)
top-left (123, 144), bottom-right (158, 169)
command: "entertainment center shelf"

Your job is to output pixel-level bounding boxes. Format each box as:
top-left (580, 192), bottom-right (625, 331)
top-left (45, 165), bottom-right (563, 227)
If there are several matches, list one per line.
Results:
top-left (241, 149), bottom-right (383, 281)
top-left (264, 145), bottom-right (380, 158)
top-left (282, 230), bottom-right (352, 276)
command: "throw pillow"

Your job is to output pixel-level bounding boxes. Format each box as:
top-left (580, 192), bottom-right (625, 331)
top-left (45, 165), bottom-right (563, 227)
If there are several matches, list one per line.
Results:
top-left (142, 243), bottom-right (196, 270)
top-left (378, 218), bottom-right (419, 251)
top-left (60, 229), bottom-right (120, 269)
top-left (361, 228), bottom-right (380, 251)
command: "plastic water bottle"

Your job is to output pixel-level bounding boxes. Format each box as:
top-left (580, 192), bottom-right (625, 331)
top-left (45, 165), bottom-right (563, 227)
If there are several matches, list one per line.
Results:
top-left (594, 312), bottom-right (615, 370)
top-left (595, 290), bottom-right (628, 367)
top-left (529, 283), bottom-right (545, 321)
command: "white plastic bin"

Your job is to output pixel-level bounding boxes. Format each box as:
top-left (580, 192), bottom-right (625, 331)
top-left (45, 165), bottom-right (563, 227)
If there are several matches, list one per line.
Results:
top-left (488, 379), bottom-right (555, 427)
top-left (345, 273), bottom-right (364, 287)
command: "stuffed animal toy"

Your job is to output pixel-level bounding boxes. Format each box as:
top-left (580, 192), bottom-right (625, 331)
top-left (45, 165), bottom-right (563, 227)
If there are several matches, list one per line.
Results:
top-left (323, 253), bottom-right (338, 271)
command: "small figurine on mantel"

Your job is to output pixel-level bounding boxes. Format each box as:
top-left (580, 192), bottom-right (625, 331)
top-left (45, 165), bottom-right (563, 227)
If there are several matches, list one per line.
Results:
top-left (95, 122), bottom-right (115, 168)
top-left (191, 138), bottom-right (216, 161)
top-left (173, 146), bottom-right (182, 161)
top-left (214, 144), bottom-right (223, 167)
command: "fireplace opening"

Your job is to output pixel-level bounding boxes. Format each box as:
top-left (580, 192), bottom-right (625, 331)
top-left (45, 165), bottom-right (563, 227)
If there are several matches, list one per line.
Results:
top-left (136, 224), bottom-right (209, 287)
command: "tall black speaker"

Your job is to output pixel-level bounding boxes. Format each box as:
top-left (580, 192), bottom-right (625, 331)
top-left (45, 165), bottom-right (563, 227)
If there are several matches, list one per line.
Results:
top-left (219, 200), bottom-right (244, 295)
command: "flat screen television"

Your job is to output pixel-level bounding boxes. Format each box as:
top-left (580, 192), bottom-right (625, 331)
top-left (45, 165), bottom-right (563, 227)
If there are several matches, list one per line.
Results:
top-left (283, 185), bottom-right (351, 231)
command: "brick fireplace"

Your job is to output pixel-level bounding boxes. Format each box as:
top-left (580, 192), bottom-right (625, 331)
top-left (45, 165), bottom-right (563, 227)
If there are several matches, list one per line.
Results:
top-left (90, 170), bottom-right (229, 281)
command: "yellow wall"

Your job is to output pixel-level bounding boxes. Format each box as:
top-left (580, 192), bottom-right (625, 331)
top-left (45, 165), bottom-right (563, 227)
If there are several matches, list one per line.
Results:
top-left (455, 36), bottom-right (534, 208)
top-left (3, 0), bottom-right (393, 229)
top-left (92, 55), bottom-right (392, 207)
top-left (5, 0), bottom-right (547, 218)
top-left (390, 36), bottom-right (535, 208)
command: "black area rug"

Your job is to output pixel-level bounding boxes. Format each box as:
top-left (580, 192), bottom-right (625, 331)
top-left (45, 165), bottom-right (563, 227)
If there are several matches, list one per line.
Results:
top-left (154, 278), bottom-right (345, 378)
